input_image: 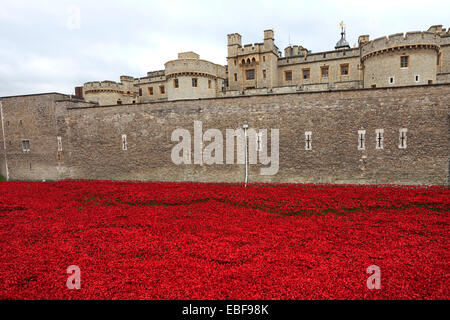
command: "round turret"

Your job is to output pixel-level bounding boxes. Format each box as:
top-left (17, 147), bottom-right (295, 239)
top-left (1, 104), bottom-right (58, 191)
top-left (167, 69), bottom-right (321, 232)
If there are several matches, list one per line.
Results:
top-left (361, 31), bottom-right (440, 88)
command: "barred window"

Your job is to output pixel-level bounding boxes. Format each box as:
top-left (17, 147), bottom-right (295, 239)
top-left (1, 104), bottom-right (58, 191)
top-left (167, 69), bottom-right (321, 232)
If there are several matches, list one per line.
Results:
top-left (22, 140), bottom-right (30, 152)
top-left (321, 66), bottom-right (329, 78)
top-left (246, 69), bottom-right (255, 80)
top-left (400, 55), bottom-right (409, 68)
top-left (302, 69), bottom-right (310, 80)
top-left (285, 71), bottom-right (292, 81)
top-left (340, 64), bottom-right (349, 76)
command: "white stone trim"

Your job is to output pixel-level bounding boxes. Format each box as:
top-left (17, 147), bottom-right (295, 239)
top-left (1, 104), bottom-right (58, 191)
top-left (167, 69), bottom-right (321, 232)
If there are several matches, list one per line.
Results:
top-left (121, 134), bottom-right (127, 151)
top-left (57, 136), bottom-right (63, 152)
top-left (304, 131), bottom-right (312, 150)
top-left (358, 130), bottom-right (366, 150)
top-left (398, 128), bottom-right (408, 149)
top-left (375, 129), bottom-right (384, 150)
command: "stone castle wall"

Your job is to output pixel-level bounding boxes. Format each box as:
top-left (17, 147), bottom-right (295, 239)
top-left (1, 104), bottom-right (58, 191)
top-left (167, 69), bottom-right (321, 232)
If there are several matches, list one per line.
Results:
top-left (1, 86), bottom-right (448, 185)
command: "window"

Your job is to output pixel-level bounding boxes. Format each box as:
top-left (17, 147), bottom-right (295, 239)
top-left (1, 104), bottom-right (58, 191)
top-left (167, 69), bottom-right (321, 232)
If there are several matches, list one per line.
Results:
top-left (398, 128), bottom-right (408, 149)
top-left (57, 151), bottom-right (62, 162)
top-left (358, 130), bottom-right (366, 150)
top-left (285, 71), bottom-right (292, 81)
top-left (174, 79), bottom-right (179, 88)
top-left (321, 66), bottom-right (329, 78)
top-left (428, 79), bottom-right (433, 85)
top-left (415, 75), bottom-right (419, 82)
top-left (148, 87), bottom-right (154, 95)
top-left (246, 69), bottom-right (255, 80)
top-left (117, 99), bottom-right (122, 105)
top-left (234, 59), bottom-right (237, 66)
top-left (389, 77), bottom-right (395, 84)
top-left (437, 53), bottom-right (441, 66)
top-left (371, 84), bottom-right (377, 88)
top-left (302, 68), bottom-right (310, 80)
top-left (263, 56), bottom-right (266, 62)
top-left (208, 79), bottom-right (212, 89)
top-left (375, 129), bottom-right (384, 150)
top-left (22, 140), bottom-right (30, 152)
top-left (340, 64), bottom-right (349, 76)
top-left (139, 88), bottom-right (142, 96)
top-left (400, 55), bottom-right (409, 68)
top-left (159, 85), bottom-right (165, 94)
top-left (305, 131), bottom-right (312, 150)
top-left (263, 70), bottom-right (266, 79)
top-left (57, 136), bottom-right (62, 152)
top-left (192, 78), bottom-right (198, 87)
top-left (121, 134), bottom-right (127, 151)
top-left (234, 73), bottom-right (237, 81)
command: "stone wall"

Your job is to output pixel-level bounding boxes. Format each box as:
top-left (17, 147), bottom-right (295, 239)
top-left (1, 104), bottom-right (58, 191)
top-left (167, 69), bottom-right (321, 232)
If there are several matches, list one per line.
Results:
top-left (62, 84), bottom-right (449, 185)
top-left (0, 93), bottom-right (70, 181)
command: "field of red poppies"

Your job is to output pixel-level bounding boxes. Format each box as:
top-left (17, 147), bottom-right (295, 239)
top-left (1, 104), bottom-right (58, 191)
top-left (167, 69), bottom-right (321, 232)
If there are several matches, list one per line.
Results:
top-left (0, 180), bottom-right (448, 300)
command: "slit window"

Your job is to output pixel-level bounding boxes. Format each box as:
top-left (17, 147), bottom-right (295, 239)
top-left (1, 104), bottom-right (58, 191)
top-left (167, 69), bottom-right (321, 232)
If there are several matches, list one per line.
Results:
top-left (121, 134), bottom-right (127, 151)
top-left (174, 79), bottom-right (179, 88)
top-left (415, 75), bottom-right (419, 82)
top-left (389, 77), bottom-right (394, 84)
top-left (398, 128), bottom-right (408, 149)
top-left (375, 129), bottom-right (384, 149)
top-left (208, 79), bottom-right (212, 89)
top-left (305, 131), bottom-right (312, 150)
top-left (358, 130), bottom-right (366, 150)
top-left (57, 136), bottom-right (62, 152)
top-left (234, 73), bottom-right (237, 81)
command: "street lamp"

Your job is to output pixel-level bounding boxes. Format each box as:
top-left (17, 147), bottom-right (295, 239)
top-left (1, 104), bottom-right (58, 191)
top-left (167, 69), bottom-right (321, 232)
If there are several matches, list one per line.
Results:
top-left (243, 124), bottom-right (249, 187)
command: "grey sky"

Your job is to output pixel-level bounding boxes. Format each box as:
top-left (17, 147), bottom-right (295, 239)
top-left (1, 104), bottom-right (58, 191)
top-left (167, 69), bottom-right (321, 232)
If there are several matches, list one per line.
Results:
top-left (0, 0), bottom-right (448, 96)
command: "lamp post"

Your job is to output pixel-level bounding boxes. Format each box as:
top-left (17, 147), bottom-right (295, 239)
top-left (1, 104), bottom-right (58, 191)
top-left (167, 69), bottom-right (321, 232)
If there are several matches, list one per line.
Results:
top-left (243, 123), bottom-right (248, 187)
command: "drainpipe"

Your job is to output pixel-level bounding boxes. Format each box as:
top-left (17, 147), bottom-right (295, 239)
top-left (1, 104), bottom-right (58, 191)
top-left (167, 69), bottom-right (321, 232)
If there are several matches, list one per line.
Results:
top-left (0, 101), bottom-right (9, 181)
top-left (243, 123), bottom-right (249, 186)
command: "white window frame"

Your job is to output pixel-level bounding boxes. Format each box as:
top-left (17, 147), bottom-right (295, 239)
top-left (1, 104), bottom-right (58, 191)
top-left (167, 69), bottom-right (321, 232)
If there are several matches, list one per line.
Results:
top-left (57, 136), bottom-right (63, 152)
top-left (121, 134), bottom-right (127, 151)
top-left (398, 128), bottom-right (408, 149)
top-left (357, 130), bottom-right (366, 150)
top-left (389, 77), bottom-right (395, 85)
top-left (22, 139), bottom-right (30, 152)
top-left (375, 129), bottom-right (384, 150)
top-left (305, 131), bottom-right (312, 150)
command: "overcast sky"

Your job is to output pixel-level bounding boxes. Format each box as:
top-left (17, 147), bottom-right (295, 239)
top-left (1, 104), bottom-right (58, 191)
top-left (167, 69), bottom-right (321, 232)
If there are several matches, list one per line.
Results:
top-left (0, 0), bottom-right (448, 96)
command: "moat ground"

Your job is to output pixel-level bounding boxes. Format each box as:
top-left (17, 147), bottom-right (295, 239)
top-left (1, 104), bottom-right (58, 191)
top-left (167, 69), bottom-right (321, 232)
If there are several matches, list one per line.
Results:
top-left (0, 180), bottom-right (448, 299)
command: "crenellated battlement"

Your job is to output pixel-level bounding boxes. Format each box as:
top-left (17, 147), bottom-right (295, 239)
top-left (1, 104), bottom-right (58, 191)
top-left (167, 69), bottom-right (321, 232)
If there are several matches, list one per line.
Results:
top-left (361, 31), bottom-right (441, 60)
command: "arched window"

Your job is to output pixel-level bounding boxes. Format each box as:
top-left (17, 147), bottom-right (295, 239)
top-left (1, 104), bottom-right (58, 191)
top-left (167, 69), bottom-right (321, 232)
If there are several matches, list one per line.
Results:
top-left (242, 59), bottom-right (245, 65)
top-left (246, 58), bottom-right (251, 64)
top-left (252, 57), bottom-right (256, 63)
